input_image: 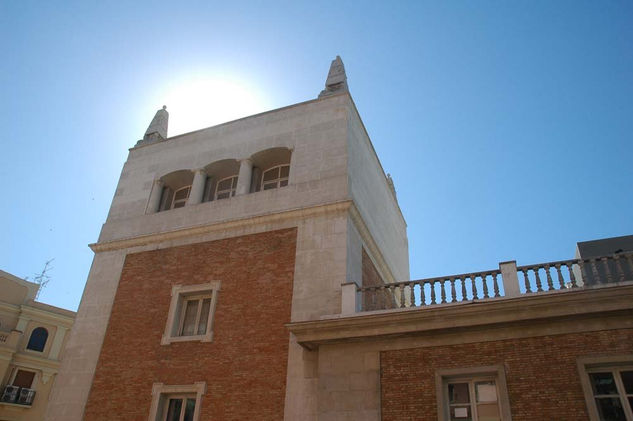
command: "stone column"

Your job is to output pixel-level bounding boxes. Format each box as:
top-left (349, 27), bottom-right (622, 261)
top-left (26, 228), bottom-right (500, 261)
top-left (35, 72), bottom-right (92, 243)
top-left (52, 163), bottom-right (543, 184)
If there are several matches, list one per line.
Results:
top-left (147, 180), bottom-right (164, 213)
top-left (48, 326), bottom-right (68, 361)
top-left (235, 159), bottom-right (253, 196)
top-left (187, 169), bottom-right (207, 206)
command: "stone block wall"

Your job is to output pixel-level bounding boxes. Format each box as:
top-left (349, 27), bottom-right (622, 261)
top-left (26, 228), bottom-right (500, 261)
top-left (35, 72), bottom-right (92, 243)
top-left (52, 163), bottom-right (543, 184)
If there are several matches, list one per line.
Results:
top-left (83, 228), bottom-right (296, 420)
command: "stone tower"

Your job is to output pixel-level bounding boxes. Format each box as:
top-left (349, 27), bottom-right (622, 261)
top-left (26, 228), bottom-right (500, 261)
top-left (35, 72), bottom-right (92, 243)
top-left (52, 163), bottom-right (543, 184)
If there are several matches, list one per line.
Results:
top-left (45, 57), bottom-right (409, 420)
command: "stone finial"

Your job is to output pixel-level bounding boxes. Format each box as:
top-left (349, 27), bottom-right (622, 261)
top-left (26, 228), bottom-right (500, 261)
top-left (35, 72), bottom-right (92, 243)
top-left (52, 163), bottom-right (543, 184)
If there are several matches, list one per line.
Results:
top-left (136, 106), bottom-right (169, 146)
top-left (318, 56), bottom-right (349, 98)
top-left (387, 173), bottom-right (397, 200)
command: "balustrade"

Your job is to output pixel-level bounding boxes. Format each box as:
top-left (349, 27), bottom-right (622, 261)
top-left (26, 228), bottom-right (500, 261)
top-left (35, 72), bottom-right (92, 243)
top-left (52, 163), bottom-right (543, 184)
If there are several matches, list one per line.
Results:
top-left (353, 252), bottom-right (633, 313)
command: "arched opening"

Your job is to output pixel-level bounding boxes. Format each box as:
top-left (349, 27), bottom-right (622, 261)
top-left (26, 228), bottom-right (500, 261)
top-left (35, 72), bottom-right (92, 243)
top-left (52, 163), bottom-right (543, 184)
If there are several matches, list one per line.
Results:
top-left (26, 327), bottom-right (48, 352)
top-left (158, 170), bottom-right (194, 211)
top-left (250, 148), bottom-right (292, 193)
top-left (202, 159), bottom-right (240, 202)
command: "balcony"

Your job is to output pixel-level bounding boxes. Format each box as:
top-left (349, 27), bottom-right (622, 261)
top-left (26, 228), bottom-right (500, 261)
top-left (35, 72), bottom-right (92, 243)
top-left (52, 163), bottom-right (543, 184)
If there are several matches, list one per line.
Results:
top-left (288, 252), bottom-right (633, 350)
top-left (345, 251), bottom-right (633, 314)
top-left (1, 385), bottom-right (36, 406)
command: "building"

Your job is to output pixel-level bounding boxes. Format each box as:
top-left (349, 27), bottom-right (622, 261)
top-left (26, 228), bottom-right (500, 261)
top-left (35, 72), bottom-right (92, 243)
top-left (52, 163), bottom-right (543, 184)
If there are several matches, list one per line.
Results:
top-left (0, 270), bottom-right (75, 421)
top-left (46, 57), bottom-right (633, 421)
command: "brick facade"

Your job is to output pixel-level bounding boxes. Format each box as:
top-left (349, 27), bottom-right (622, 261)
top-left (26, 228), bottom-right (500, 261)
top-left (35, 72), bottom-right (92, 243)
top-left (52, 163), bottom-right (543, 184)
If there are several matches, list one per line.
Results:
top-left (83, 228), bottom-right (297, 420)
top-left (381, 328), bottom-right (633, 421)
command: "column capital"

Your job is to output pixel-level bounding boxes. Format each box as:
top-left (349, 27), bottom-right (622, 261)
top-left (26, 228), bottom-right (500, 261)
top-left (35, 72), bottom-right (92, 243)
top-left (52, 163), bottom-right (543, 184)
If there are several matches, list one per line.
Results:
top-left (193, 168), bottom-right (207, 175)
top-left (239, 158), bottom-right (253, 165)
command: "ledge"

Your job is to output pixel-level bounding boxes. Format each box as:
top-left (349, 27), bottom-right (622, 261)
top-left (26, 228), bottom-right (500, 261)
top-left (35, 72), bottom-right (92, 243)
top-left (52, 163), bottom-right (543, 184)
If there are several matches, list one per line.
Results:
top-left (286, 283), bottom-right (633, 350)
top-left (91, 200), bottom-right (353, 252)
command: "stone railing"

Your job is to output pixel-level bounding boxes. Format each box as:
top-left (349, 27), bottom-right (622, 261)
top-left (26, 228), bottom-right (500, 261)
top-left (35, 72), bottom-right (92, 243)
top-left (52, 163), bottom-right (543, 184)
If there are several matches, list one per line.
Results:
top-left (341, 252), bottom-right (633, 314)
top-left (0, 333), bottom-right (7, 343)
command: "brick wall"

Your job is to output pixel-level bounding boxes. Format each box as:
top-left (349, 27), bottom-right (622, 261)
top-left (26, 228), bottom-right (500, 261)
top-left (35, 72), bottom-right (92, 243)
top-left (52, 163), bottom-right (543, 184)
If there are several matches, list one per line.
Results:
top-left (84, 228), bottom-right (297, 420)
top-left (381, 329), bottom-right (633, 421)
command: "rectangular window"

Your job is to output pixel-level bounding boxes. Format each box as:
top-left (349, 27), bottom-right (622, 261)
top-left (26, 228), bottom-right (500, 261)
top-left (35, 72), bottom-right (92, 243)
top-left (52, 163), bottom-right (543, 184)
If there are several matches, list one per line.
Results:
top-left (0, 369), bottom-right (37, 406)
top-left (579, 356), bottom-right (633, 421)
top-left (162, 282), bottom-right (220, 345)
top-left (149, 383), bottom-right (205, 421)
top-left (436, 366), bottom-right (512, 421)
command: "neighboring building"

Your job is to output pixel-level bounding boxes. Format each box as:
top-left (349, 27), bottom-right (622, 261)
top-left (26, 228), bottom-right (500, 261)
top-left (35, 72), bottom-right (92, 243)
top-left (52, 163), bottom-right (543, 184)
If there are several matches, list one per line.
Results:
top-left (46, 57), bottom-right (633, 421)
top-left (0, 270), bottom-right (75, 421)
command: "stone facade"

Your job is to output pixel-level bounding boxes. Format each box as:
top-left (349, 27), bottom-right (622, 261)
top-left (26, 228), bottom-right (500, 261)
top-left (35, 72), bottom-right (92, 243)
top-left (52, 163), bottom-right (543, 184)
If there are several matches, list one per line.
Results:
top-left (45, 57), bottom-right (633, 421)
top-left (0, 270), bottom-right (75, 421)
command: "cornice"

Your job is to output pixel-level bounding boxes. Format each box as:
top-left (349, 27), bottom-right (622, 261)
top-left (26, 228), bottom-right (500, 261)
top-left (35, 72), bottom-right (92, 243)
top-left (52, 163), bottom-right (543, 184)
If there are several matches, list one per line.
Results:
top-left (287, 284), bottom-right (633, 350)
top-left (90, 200), bottom-right (353, 253)
top-left (20, 304), bottom-right (75, 327)
top-left (12, 352), bottom-right (61, 371)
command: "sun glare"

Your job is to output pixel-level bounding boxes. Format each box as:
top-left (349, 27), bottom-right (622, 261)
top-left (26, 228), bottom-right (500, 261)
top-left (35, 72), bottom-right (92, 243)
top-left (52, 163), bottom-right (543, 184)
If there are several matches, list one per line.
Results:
top-left (158, 76), bottom-right (271, 136)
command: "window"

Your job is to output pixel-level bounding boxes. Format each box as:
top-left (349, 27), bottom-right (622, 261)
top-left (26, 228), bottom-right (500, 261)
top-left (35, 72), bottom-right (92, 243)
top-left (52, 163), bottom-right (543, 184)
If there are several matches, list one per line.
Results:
top-left (149, 382), bottom-right (205, 421)
top-left (162, 282), bottom-right (220, 345)
top-left (261, 164), bottom-right (289, 190)
top-left (214, 175), bottom-right (238, 200)
top-left (436, 366), bottom-right (512, 421)
top-left (171, 186), bottom-right (191, 209)
top-left (579, 356), bottom-right (633, 421)
top-left (26, 327), bottom-right (48, 352)
top-left (1, 369), bottom-right (36, 406)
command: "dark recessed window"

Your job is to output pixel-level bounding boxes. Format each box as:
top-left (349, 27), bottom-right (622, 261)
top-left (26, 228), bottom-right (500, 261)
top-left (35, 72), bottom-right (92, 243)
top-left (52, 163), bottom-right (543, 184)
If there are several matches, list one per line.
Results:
top-left (26, 327), bottom-right (48, 352)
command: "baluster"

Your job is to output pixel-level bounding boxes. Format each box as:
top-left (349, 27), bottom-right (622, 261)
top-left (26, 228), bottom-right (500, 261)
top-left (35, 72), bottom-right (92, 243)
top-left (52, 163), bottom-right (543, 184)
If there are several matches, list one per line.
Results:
top-left (544, 264), bottom-right (554, 290)
top-left (614, 255), bottom-right (625, 282)
top-left (590, 258), bottom-right (600, 285)
top-left (554, 264), bottom-right (565, 289)
top-left (370, 287), bottom-right (376, 310)
top-left (601, 257), bottom-right (613, 283)
top-left (399, 284), bottom-right (406, 308)
top-left (481, 274), bottom-right (489, 298)
top-left (578, 259), bottom-right (590, 287)
top-left (567, 262), bottom-right (578, 288)
top-left (440, 279), bottom-right (447, 303)
top-left (385, 285), bottom-right (392, 309)
top-left (625, 254), bottom-right (633, 275)
top-left (449, 277), bottom-right (456, 302)
top-left (460, 276), bottom-right (467, 301)
top-left (534, 267), bottom-right (543, 292)
top-left (420, 282), bottom-right (426, 306)
top-left (430, 281), bottom-right (437, 305)
top-left (492, 272), bottom-right (499, 297)
top-left (520, 269), bottom-right (529, 293)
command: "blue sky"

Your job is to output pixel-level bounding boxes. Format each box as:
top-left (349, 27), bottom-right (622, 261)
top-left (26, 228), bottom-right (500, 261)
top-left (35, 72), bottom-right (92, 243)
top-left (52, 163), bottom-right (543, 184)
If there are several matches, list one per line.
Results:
top-left (1, 1), bottom-right (632, 311)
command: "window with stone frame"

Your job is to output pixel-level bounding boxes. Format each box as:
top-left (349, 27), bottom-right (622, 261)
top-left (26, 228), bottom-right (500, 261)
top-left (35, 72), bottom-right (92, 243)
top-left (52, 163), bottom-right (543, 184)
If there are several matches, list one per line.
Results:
top-left (578, 356), bottom-right (633, 421)
top-left (435, 366), bottom-right (512, 421)
top-left (261, 164), bottom-right (289, 190)
top-left (161, 282), bottom-right (220, 345)
top-left (149, 382), bottom-right (206, 421)
top-left (26, 327), bottom-right (48, 352)
top-left (1, 368), bottom-right (37, 405)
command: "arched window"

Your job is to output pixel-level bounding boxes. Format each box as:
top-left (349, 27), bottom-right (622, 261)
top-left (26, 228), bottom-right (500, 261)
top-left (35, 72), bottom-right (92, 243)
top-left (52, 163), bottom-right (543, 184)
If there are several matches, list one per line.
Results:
top-left (214, 175), bottom-right (238, 200)
top-left (171, 185), bottom-right (191, 209)
top-left (261, 164), bottom-right (290, 190)
top-left (26, 327), bottom-right (48, 352)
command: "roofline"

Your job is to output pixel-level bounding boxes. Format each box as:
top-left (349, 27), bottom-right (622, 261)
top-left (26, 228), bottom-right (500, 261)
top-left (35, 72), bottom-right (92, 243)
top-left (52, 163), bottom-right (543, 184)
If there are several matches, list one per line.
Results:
top-left (0, 269), bottom-right (39, 299)
top-left (129, 92), bottom-right (350, 151)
